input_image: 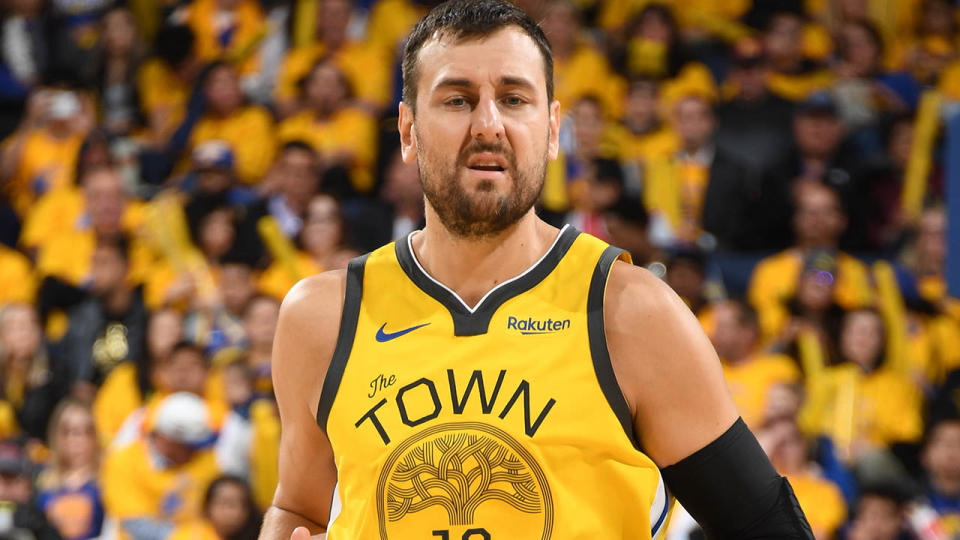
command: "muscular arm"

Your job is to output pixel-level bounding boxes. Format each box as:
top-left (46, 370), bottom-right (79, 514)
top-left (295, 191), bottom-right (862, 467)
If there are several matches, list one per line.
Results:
top-left (605, 262), bottom-right (812, 539)
top-left (259, 271), bottom-right (346, 540)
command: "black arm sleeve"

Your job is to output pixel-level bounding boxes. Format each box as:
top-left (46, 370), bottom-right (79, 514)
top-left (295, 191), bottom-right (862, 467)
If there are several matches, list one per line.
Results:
top-left (660, 417), bottom-right (814, 540)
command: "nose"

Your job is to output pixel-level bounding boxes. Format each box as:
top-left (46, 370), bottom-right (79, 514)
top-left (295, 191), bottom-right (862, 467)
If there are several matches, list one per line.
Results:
top-left (470, 94), bottom-right (504, 142)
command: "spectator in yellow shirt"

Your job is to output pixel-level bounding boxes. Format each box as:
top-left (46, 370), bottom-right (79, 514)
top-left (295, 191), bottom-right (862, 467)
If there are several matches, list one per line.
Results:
top-left (757, 418), bottom-right (847, 539)
top-left (274, 0), bottom-right (391, 117)
top-left (181, 0), bottom-right (266, 75)
top-left (137, 24), bottom-right (201, 145)
top-left (257, 194), bottom-right (342, 302)
top-left (0, 245), bottom-right (34, 307)
top-left (710, 299), bottom-right (802, 428)
top-left (35, 166), bottom-right (149, 289)
top-left (803, 309), bottom-right (923, 466)
top-left (102, 392), bottom-right (221, 539)
top-left (539, 0), bottom-right (624, 117)
top-left (0, 88), bottom-right (90, 217)
top-left (276, 58), bottom-right (377, 194)
top-left (609, 77), bottom-right (679, 165)
top-left (749, 182), bottom-right (874, 340)
top-left (188, 63), bottom-right (275, 185)
top-left (762, 10), bottom-right (834, 101)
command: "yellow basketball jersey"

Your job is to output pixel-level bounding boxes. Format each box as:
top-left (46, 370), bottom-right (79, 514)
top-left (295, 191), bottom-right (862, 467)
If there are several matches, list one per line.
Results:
top-left (318, 226), bottom-right (671, 539)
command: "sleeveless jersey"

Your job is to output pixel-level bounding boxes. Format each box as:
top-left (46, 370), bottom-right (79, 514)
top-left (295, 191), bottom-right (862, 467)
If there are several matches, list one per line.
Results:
top-left (317, 225), bottom-right (671, 539)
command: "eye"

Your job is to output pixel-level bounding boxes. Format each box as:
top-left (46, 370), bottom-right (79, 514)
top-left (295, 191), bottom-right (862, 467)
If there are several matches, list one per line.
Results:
top-left (445, 96), bottom-right (468, 108)
top-left (503, 95), bottom-right (526, 106)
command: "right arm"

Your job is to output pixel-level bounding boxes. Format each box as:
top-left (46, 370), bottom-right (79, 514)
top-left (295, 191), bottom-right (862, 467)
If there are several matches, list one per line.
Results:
top-left (259, 271), bottom-right (346, 540)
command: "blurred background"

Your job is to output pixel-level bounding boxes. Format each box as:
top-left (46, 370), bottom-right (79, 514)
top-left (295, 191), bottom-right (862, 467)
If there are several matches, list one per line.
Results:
top-left (0, 0), bottom-right (958, 538)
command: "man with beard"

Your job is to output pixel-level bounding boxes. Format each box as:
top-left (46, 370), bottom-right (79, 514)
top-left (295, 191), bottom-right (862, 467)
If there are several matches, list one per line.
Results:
top-left (260, 2), bottom-right (814, 539)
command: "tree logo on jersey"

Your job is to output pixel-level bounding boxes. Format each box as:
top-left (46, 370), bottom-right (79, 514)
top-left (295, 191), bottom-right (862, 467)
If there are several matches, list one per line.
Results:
top-left (376, 422), bottom-right (553, 539)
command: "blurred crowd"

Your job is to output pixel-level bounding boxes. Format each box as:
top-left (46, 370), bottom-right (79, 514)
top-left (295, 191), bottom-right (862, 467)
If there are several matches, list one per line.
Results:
top-left (0, 0), bottom-right (956, 538)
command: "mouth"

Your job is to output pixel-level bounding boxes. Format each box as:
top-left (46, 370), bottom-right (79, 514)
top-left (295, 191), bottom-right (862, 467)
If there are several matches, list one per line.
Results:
top-left (465, 152), bottom-right (508, 173)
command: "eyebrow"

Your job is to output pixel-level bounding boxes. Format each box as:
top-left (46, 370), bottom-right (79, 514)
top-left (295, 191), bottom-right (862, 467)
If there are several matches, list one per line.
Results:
top-left (433, 76), bottom-right (538, 92)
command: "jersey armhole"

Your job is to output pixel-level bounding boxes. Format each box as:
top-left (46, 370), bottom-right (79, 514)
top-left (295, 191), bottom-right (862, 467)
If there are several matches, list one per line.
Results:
top-left (586, 247), bottom-right (643, 451)
top-left (315, 253), bottom-right (369, 433)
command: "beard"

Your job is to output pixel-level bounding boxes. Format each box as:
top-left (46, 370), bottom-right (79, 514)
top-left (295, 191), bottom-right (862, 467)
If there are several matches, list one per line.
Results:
top-left (417, 138), bottom-right (546, 239)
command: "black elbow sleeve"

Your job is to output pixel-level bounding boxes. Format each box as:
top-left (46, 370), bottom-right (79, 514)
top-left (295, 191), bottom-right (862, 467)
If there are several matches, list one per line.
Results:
top-left (660, 418), bottom-right (814, 540)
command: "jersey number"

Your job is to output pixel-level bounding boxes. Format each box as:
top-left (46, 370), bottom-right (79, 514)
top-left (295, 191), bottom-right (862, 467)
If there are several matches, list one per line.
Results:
top-left (431, 529), bottom-right (491, 539)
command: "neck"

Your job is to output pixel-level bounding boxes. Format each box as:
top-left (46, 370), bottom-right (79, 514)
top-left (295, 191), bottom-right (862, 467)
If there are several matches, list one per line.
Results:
top-left (103, 286), bottom-right (132, 314)
top-left (412, 208), bottom-right (556, 308)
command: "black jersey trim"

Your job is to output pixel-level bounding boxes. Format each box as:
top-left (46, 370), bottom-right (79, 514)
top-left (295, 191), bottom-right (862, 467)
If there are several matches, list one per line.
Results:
top-left (587, 246), bottom-right (642, 451)
top-left (394, 226), bottom-right (580, 336)
top-left (316, 253), bottom-right (369, 433)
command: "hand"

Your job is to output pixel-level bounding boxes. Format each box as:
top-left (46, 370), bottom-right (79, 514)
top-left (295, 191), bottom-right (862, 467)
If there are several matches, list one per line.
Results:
top-left (290, 526), bottom-right (325, 540)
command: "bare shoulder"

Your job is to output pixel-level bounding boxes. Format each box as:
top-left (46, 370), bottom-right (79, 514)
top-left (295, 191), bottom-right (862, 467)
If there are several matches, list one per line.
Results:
top-left (603, 261), bottom-right (737, 466)
top-left (274, 270), bottom-right (348, 407)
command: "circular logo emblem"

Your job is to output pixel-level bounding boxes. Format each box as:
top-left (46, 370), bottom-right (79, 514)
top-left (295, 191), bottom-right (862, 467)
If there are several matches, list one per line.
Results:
top-left (376, 422), bottom-right (553, 540)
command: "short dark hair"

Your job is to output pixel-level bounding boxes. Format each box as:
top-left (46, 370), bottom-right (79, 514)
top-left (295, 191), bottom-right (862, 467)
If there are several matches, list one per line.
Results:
top-left (402, 0), bottom-right (554, 112)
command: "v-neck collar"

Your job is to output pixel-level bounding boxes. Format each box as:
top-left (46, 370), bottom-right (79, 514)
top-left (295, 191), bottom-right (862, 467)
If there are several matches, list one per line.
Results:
top-left (394, 225), bottom-right (579, 336)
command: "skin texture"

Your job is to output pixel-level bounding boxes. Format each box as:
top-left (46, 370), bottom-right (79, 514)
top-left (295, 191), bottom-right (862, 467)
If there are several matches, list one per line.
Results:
top-left (260, 26), bottom-right (738, 540)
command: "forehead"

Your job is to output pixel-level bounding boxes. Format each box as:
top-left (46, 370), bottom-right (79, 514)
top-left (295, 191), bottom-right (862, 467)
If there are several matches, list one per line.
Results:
top-left (416, 26), bottom-right (547, 96)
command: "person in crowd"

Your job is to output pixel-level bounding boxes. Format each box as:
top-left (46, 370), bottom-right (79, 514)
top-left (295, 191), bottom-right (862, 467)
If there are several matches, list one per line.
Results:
top-left (183, 252), bottom-right (257, 354)
top-left (643, 93), bottom-right (755, 250)
top-left (761, 9), bottom-right (835, 101)
top-left (665, 249), bottom-right (713, 323)
top-left (920, 415), bottom-right (960, 532)
top-left (715, 41), bottom-right (795, 181)
top-left (710, 299), bottom-right (801, 428)
top-left (0, 86), bottom-right (92, 217)
top-left (749, 181), bottom-right (874, 341)
top-left (275, 57), bottom-right (376, 195)
top-left (36, 400), bottom-right (103, 540)
top-left (0, 303), bottom-right (63, 438)
top-left (539, 0), bottom-right (623, 118)
top-left (759, 92), bottom-right (869, 250)
top-left (257, 193), bottom-right (343, 302)
top-left (602, 195), bottom-right (655, 268)
top-left (830, 20), bottom-right (919, 133)
top-left (180, 0), bottom-right (266, 76)
top-left (168, 475), bottom-right (263, 540)
top-left (93, 307), bottom-right (183, 445)
top-left (34, 166), bottom-right (149, 290)
top-left (102, 392), bottom-right (220, 539)
top-left (890, 0), bottom-right (957, 86)
top-left (57, 234), bottom-right (147, 393)
top-left (81, 7), bottom-right (144, 137)
top-left (274, 0), bottom-right (390, 116)
top-left (804, 309), bottom-right (923, 474)
top-left (842, 484), bottom-right (915, 540)
top-left (612, 77), bottom-right (679, 167)
top-left (137, 24), bottom-right (200, 145)
top-left (239, 295), bottom-right (277, 396)
top-left (243, 140), bottom-right (321, 242)
top-left (19, 130), bottom-right (122, 257)
top-left (564, 157), bottom-right (623, 241)
top-left (0, 439), bottom-right (62, 540)
top-left (757, 418), bottom-right (848, 540)
top-left (187, 62), bottom-right (274, 186)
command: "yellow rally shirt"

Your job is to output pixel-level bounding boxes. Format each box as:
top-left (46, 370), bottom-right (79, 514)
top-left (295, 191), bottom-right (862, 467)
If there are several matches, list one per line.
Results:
top-left (320, 226), bottom-right (671, 539)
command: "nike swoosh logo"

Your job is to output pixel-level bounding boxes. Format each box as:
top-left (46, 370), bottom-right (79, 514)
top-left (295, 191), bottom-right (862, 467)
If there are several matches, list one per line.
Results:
top-left (375, 322), bottom-right (431, 342)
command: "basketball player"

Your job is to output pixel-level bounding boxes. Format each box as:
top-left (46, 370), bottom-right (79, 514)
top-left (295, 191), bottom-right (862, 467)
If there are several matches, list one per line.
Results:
top-left (260, 1), bottom-right (814, 538)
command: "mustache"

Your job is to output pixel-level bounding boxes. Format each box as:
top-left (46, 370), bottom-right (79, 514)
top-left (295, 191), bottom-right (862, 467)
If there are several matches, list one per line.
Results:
top-left (455, 141), bottom-right (517, 169)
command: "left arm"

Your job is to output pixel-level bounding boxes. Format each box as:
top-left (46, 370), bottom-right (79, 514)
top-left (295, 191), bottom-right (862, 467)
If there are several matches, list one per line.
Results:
top-left (604, 262), bottom-right (813, 539)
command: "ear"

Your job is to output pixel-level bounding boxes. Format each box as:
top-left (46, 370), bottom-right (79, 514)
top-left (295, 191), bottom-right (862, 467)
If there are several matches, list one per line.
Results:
top-left (547, 99), bottom-right (561, 161)
top-left (398, 101), bottom-right (418, 163)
